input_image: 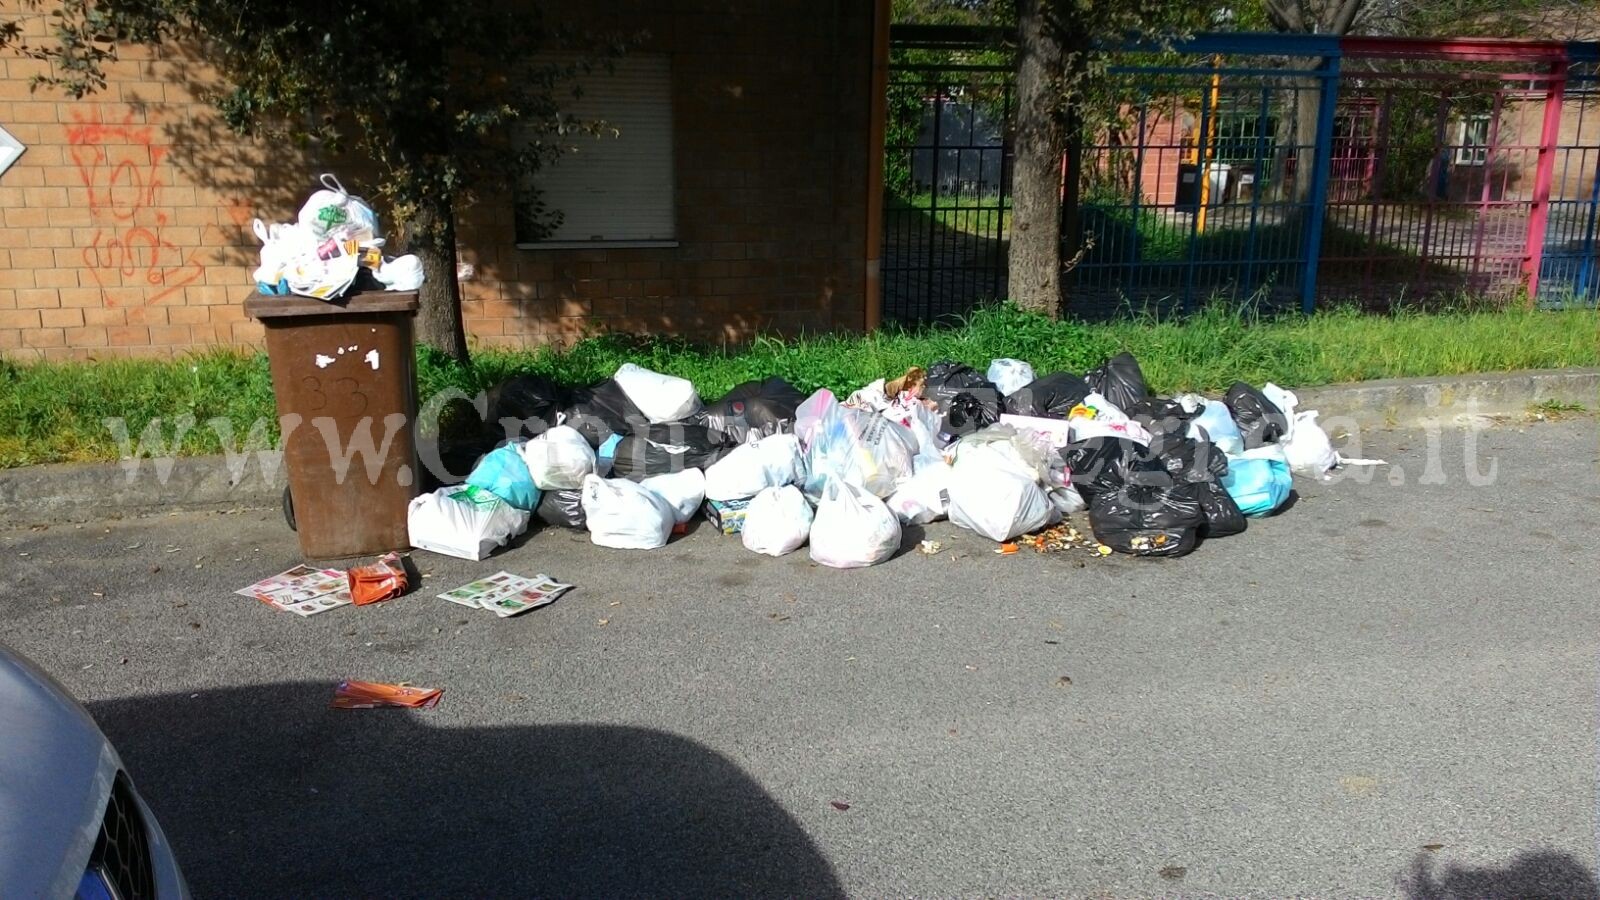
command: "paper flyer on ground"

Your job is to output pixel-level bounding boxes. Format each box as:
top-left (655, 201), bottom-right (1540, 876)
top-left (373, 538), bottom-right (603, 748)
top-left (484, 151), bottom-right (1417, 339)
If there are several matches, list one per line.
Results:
top-left (235, 565), bottom-right (351, 615)
top-left (438, 572), bottom-right (575, 617)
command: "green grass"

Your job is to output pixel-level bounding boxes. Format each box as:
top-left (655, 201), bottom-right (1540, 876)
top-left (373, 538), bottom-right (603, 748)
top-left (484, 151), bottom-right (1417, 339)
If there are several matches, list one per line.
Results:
top-left (1080, 204), bottom-right (1458, 284)
top-left (1, 302), bottom-right (1596, 467)
top-left (892, 191), bottom-right (1011, 240)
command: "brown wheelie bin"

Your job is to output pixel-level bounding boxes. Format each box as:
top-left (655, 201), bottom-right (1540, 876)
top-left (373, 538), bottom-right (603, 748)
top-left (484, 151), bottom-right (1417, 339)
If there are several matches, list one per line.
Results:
top-left (244, 290), bottom-right (420, 559)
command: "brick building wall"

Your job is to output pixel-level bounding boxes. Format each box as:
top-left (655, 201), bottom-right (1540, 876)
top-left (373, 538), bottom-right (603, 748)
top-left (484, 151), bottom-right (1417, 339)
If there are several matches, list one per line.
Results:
top-left (0, 0), bottom-right (874, 359)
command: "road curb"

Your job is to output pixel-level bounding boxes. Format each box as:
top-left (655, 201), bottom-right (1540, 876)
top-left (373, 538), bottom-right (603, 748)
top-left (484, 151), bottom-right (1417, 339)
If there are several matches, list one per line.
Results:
top-left (0, 453), bottom-right (288, 530)
top-left (1294, 367), bottom-right (1598, 430)
top-left (1, 367), bottom-right (1594, 530)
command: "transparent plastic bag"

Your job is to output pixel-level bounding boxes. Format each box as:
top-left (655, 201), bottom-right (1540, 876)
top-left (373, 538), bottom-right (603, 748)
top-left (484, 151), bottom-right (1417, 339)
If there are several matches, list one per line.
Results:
top-left (802, 402), bottom-right (918, 500)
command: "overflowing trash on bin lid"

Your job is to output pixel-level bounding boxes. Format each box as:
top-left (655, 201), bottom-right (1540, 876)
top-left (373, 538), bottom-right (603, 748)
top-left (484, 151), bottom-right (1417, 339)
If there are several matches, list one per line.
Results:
top-left (419, 351), bottom-right (1383, 565)
top-left (250, 173), bottom-right (425, 300)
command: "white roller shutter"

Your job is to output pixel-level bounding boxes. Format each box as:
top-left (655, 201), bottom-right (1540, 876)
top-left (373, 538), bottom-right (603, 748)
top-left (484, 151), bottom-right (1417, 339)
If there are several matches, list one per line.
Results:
top-left (522, 55), bottom-right (676, 246)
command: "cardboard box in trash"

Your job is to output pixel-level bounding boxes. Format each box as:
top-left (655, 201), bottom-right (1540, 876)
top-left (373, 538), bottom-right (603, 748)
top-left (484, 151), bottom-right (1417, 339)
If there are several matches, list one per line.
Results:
top-left (703, 498), bottom-right (752, 535)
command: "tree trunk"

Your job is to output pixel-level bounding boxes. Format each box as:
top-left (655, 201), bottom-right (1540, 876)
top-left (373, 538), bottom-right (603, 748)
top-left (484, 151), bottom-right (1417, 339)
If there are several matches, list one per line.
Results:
top-left (408, 201), bottom-right (470, 364)
top-left (1008, 0), bottom-right (1067, 318)
top-left (1291, 70), bottom-right (1321, 206)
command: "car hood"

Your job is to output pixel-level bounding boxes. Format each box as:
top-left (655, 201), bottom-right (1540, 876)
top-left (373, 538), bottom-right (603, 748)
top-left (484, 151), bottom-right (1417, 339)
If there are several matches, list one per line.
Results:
top-left (0, 644), bottom-right (119, 898)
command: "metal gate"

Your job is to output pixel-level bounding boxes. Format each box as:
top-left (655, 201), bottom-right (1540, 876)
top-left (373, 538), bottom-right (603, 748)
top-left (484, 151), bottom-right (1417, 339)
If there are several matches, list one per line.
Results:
top-left (1071, 34), bottom-right (1340, 316)
top-left (1539, 50), bottom-right (1600, 307)
top-left (881, 26), bottom-right (1014, 325)
top-left (882, 30), bottom-right (1600, 321)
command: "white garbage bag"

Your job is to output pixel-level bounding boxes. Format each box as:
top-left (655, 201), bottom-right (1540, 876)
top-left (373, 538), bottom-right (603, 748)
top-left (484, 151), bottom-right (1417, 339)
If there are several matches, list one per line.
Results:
top-left (1070, 391), bottom-right (1131, 424)
top-left (947, 462), bottom-right (1054, 542)
top-left (741, 485), bottom-right (814, 557)
top-left (986, 358), bottom-right (1036, 397)
top-left (1047, 484), bottom-right (1088, 516)
top-left (250, 219), bottom-right (319, 290)
top-left (704, 433), bottom-right (804, 501)
top-left (1069, 416), bottom-right (1153, 446)
top-left (998, 413), bottom-right (1075, 450)
top-left (1282, 409), bottom-right (1339, 478)
top-left (891, 400), bottom-right (942, 460)
top-left (521, 425), bottom-right (597, 490)
top-left (297, 173), bottom-right (380, 240)
top-left (640, 467), bottom-right (707, 524)
top-left (954, 426), bottom-right (1053, 483)
top-left (283, 253), bottom-right (360, 302)
top-left (802, 402), bottom-right (918, 500)
top-left (809, 479), bottom-right (902, 569)
top-left (1262, 383), bottom-right (1300, 433)
top-left (613, 363), bottom-right (701, 424)
top-left (580, 474), bottom-right (675, 550)
top-left (407, 485), bottom-right (530, 561)
top-left (373, 254), bottom-right (424, 291)
top-left (886, 458), bottom-right (952, 525)
top-left (845, 378), bottom-right (891, 412)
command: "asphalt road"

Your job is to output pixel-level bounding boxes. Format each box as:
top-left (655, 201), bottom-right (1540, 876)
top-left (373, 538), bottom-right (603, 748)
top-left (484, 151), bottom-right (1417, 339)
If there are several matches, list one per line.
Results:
top-left (2, 418), bottom-right (1597, 898)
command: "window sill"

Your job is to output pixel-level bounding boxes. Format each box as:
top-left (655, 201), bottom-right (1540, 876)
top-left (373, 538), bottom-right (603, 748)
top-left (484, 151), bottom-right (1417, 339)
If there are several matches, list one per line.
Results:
top-left (517, 240), bottom-right (680, 251)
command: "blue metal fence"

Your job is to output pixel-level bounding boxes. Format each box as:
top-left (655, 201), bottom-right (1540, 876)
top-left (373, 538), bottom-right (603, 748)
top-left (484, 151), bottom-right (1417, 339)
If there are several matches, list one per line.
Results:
top-left (881, 30), bottom-right (1600, 323)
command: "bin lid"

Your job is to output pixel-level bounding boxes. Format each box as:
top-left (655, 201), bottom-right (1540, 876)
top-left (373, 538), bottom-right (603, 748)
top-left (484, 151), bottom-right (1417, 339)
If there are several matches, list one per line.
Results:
top-left (245, 290), bottom-right (419, 319)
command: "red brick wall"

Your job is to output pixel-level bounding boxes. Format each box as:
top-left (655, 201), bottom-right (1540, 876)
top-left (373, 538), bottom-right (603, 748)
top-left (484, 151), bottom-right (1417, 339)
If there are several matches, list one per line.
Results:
top-left (0, 0), bottom-right (873, 359)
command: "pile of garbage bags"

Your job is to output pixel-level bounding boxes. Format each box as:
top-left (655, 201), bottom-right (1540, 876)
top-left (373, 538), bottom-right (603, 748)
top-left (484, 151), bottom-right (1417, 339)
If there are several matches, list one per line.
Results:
top-left (408, 351), bottom-right (1354, 566)
top-left (251, 173), bottom-right (425, 301)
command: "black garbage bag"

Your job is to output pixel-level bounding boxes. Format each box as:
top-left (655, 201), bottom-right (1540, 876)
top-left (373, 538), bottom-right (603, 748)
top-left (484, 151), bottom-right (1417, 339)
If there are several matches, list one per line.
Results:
top-left (1004, 372), bottom-right (1093, 418)
top-left (564, 378), bottom-right (647, 448)
top-left (1144, 435), bottom-right (1229, 484)
top-left (1224, 382), bottom-right (1288, 449)
top-left (534, 488), bottom-right (586, 530)
top-left (415, 431), bottom-right (499, 495)
top-left (484, 374), bottom-right (570, 441)
top-left (1084, 352), bottom-right (1150, 410)
top-left (935, 391), bottom-right (1002, 445)
top-left (608, 423), bottom-right (735, 480)
top-left (1194, 480), bottom-right (1247, 538)
top-left (687, 413), bottom-right (752, 447)
top-left (1088, 480), bottom-right (1205, 558)
top-left (1125, 397), bottom-right (1196, 439)
top-left (1059, 436), bottom-right (1152, 504)
top-left (924, 361), bottom-right (1000, 413)
top-left (706, 377), bottom-right (804, 430)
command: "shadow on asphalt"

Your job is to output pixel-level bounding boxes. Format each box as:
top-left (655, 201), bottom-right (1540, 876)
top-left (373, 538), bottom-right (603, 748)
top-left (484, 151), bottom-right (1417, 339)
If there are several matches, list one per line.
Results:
top-left (89, 684), bottom-right (844, 899)
top-left (1399, 849), bottom-right (1599, 900)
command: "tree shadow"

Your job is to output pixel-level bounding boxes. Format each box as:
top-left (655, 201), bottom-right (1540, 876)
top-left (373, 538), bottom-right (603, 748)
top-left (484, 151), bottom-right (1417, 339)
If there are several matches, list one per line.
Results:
top-left (89, 683), bottom-right (844, 899)
top-left (881, 192), bottom-right (1010, 327)
top-left (1398, 849), bottom-right (1600, 900)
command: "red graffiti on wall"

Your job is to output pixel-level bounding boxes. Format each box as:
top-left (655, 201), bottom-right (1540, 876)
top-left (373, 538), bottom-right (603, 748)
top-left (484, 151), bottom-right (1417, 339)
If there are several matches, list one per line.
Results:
top-left (67, 112), bottom-right (205, 307)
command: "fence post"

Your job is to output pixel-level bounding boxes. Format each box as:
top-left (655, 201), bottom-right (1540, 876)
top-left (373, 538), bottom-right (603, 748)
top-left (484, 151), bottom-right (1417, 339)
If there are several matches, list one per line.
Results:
top-left (1522, 58), bottom-right (1568, 307)
top-left (1299, 50), bottom-right (1341, 315)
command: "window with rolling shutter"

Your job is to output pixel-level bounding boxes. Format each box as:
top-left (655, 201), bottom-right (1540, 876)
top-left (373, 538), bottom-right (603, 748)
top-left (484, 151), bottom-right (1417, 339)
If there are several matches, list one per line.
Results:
top-left (518, 55), bottom-right (676, 247)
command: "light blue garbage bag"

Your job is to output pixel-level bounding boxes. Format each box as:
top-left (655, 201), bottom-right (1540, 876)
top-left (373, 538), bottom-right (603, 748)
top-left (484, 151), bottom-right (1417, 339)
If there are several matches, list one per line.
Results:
top-left (1221, 456), bottom-right (1291, 517)
top-left (1189, 399), bottom-right (1244, 455)
top-left (466, 445), bottom-right (542, 511)
top-left (596, 432), bottom-right (624, 477)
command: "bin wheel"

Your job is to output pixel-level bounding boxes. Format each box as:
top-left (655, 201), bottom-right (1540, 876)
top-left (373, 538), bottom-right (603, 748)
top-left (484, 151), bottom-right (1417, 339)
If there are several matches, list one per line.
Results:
top-left (283, 486), bottom-right (297, 532)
